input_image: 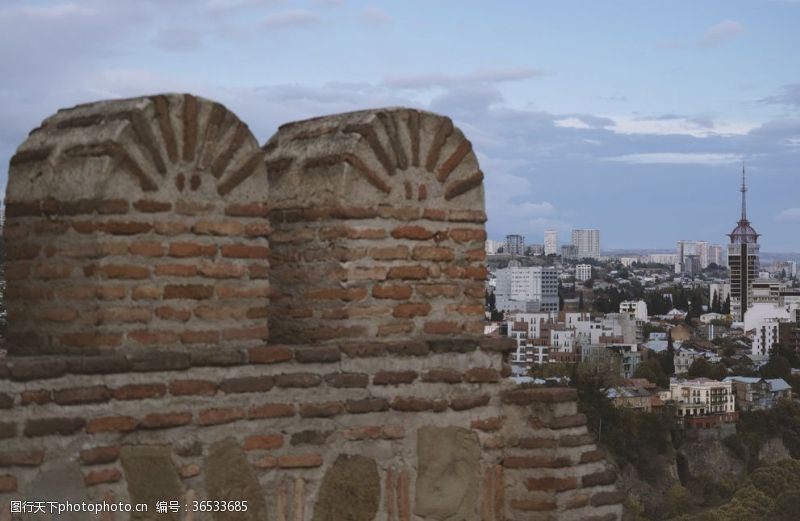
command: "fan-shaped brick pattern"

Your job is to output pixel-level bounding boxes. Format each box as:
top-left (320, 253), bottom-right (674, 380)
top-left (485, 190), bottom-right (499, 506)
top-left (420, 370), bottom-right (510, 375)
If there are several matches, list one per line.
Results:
top-left (264, 108), bottom-right (487, 344)
top-left (3, 94), bottom-right (269, 355)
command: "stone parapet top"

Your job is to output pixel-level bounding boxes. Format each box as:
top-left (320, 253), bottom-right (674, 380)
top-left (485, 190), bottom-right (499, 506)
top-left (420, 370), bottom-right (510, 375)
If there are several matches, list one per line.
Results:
top-left (0, 336), bottom-right (513, 382)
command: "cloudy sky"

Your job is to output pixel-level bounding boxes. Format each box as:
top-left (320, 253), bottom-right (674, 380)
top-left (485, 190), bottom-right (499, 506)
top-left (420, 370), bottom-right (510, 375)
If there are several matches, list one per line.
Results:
top-left (2, 0), bottom-right (799, 252)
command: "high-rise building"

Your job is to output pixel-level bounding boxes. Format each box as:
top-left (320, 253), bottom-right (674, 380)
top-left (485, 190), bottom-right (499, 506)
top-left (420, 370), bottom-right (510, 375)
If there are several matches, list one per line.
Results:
top-left (505, 234), bottom-right (525, 257)
top-left (575, 264), bottom-right (592, 282)
top-left (571, 229), bottom-right (600, 259)
top-left (677, 240), bottom-right (709, 274)
top-left (544, 230), bottom-right (558, 256)
top-left (708, 244), bottom-right (724, 267)
top-left (728, 166), bottom-right (760, 321)
top-left (485, 239), bottom-right (501, 255)
top-left (495, 264), bottom-right (559, 313)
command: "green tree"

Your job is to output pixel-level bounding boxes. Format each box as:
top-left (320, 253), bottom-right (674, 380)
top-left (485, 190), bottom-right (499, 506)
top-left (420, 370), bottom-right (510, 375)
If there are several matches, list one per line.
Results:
top-left (711, 290), bottom-right (720, 313)
top-left (722, 295), bottom-right (731, 315)
top-left (688, 357), bottom-right (712, 379)
top-left (761, 355), bottom-right (791, 380)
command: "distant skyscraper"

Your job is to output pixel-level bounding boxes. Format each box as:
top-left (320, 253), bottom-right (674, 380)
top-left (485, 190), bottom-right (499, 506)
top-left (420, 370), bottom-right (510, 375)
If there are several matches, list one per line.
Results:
top-left (544, 230), bottom-right (558, 256)
top-left (495, 265), bottom-right (559, 313)
top-left (728, 165), bottom-right (760, 321)
top-left (676, 240), bottom-right (709, 274)
top-left (505, 234), bottom-right (525, 257)
top-left (571, 229), bottom-right (600, 259)
top-left (708, 244), bottom-right (724, 267)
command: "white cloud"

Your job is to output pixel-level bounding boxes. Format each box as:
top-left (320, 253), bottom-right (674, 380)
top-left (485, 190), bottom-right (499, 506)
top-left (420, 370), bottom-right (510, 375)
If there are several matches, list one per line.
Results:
top-left (360, 6), bottom-right (391, 25)
top-left (659, 20), bottom-right (746, 49)
top-left (383, 67), bottom-right (545, 90)
top-left (604, 153), bottom-right (743, 165)
top-left (610, 116), bottom-right (756, 137)
top-left (261, 9), bottom-right (319, 29)
top-left (776, 208), bottom-right (800, 221)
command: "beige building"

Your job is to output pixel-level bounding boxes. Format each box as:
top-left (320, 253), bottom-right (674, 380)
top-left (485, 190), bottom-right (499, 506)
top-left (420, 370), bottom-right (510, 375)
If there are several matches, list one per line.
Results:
top-left (667, 378), bottom-right (736, 420)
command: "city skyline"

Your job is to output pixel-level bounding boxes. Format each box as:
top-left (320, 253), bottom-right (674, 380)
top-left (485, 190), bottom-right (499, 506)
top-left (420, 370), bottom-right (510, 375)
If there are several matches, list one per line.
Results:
top-left (1, 1), bottom-right (799, 251)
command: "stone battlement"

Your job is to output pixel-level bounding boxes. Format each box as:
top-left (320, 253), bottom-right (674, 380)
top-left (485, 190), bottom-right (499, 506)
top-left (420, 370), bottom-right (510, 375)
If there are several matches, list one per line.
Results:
top-left (0, 95), bottom-right (622, 521)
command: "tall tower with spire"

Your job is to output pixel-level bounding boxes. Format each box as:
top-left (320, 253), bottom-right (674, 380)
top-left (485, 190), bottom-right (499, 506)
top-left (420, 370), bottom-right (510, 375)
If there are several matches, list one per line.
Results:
top-left (727, 163), bottom-right (760, 321)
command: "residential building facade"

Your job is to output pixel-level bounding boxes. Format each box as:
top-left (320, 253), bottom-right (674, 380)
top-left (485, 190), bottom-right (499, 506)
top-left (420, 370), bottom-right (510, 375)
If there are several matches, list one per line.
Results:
top-left (571, 229), bottom-right (600, 259)
top-left (544, 229), bottom-right (558, 256)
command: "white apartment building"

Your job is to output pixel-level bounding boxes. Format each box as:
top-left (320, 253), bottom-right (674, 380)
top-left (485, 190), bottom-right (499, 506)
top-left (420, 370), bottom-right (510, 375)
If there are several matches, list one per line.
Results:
top-left (708, 244), bottom-right (724, 267)
top-left (620, 300), bottom-right (648, 322)
top-left (571, 229), bottom-right (600, 260)
top-left (485, 239), bottom-right (501, 255)
top-left (677, 240), bottom-right (709, 273)
top-left (505, 234), bottom-right (525, 256)
top-left (668, 378), bottom-right (736, 418)
top-left (745, 302), bottom-right (791, 358)
top-left (495, 265), bottom-right (559, 313)
top-left (575, 264), bottom-right (592, 282)
top-left (647, 253), bottom-right (679, 265)
top-left (544, 230), bottom-right (558, 256)
top-left (620, 257), bottom-right (639, 267)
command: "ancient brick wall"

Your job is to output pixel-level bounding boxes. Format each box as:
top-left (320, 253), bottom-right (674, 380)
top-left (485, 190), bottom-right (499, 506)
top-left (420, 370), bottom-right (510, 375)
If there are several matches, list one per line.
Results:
top-left (0, 96), bottom-right (623, 521)
top-left (3, 94), bottom-right (269, 356)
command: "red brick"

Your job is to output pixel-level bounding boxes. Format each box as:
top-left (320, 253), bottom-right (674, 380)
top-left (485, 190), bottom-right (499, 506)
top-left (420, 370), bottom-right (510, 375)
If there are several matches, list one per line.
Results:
top-left (449, 228), bottom-right (487, 243)
top-left (169, 379), bottom-right (218, 396)
top-left (113, 384), bottom-right (166, 401)
top-left (128, 330), bottom-right (180, 345)
top-left (140, 412), bottom-right (191, 430)
top-left (503, 455), bottom-right (572, 469)
top-left (244, 224), bottom-right (272, 239)
top-left (517, 437), bottom-right (558, 449)
top-left (387, 266), bottom-right (428, 280)
top-left (53, 386), bottom-right (111, 406)
top-left (423, 321), bottom-right (462, 334)
top-left (193, 220), bottom-right (244, 236)
top-left (277, 453), bottom-right (323, 468)
top-left (132, 284), bottom-right (161, 300)
top-left (391, 226), bottom-right (435, 240)
top-left (87, 416), bottom-right (138, 434)
top-left (411, 246), bottom-right (455, 261)
top-left (248, 403), bottom-right (295, 419)
top-left (33, 263), bottom-right (73, 279)
top-left (155, 264), bottom-right (197, 276)
top-left (97, 307), bottom-right (151, 324)
top-left (345, 398), bottom-right (389, 414)
top-left (133, 199), bottom-right (171, 212)
top-left (85, 468), bottom-right (121, 486)
top-left (7, 243), bottom-right (40, 260)
top-left (36, 307), bottom-right (78, 322)
top-left (450, 393), bottom-right (490, 411)
top-left (305, 287), bottom-right (368, 301)
top-left (180, 330), bottom-right (220, 344)
top-left (198, 262), bottom-right (246, 279)
top-left (372, 284), bottom-right (412, 299)
top-left (219, 376), bottom-right (274, 394)
top-left (471, 417), bottom-right (503, 432)
top-left (154, 222), bottom-right (188, 235)
top-left (368, 246), bottom-right (409, 260)
top-left (155, 306), bottom-right (192, 322)
top-left (582, 469), bottom-right (617, 487)
top-left (0, 474), bottom-right (17, 493)
top-left (466, 248), bottom-right (486, 261)
top-left (343, 425), bottom-right (405, 440)
top-left (580, 450), bottom-right (607, 464)
top-left (99, 264), bottom-right (150, 279)
top-left (163, 284), bottom-right (214, 299)
top-left (248, 346), bottom-right (293, 364)
top-left (377, 322), bottom-right (415, 336)
top-left (0, 450), bottom-right (45, 467)
top-left (390, 396), bottom-right (435, 412)
top-left (373, 371), bottom-right (418, 385)
top-left (299, 402), bottom-right (344, 418)
top-left (415, 283), bottom-right (460, 298)
top-left (102, 221), bottom-right (151, 235)
top-left (243, 435), bottom-right (284, 451)
top-left (60, 332), bottom-right (123, 349)
top-left (80, 446), bottom-right (121, 465)
top-left (129, 241), bottom-right (164, 256)
top-left (392, 303), bottom-right (431, 318)
top-left (217, 284), bottom-right (270, 299)
top-left (590, 491), bottom-right (626, 507)
top-left (324, 372), bottom-right (369, 388)
top-left (21, 390), bottom-right (51, 405)
top-left (249, 263), bottom-right (270, 279)
top-left (221, 244), bottom-right (269, 258)
top-left (97, 285), bottom-right (127, 300)
top-left (222, 325), bottom-right (269, 341)
top-left (168, 242), bottom-right (217, 257)
top-left (198, 407), bottom-right (245, 426)
top-left (464, 367), bottom-right (501, 384)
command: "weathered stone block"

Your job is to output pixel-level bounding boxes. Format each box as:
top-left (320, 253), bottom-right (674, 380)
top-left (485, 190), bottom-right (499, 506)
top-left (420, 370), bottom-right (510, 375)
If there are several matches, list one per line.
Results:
top-left (312, 454), bottom-right (380, 521)
top-left (120, 445), bottom-right (182, 521)
top-left (415, 426), bottom-right (481, 521)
